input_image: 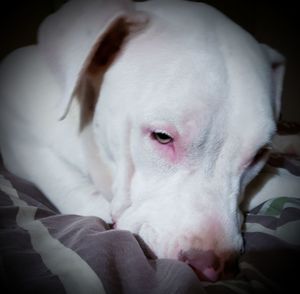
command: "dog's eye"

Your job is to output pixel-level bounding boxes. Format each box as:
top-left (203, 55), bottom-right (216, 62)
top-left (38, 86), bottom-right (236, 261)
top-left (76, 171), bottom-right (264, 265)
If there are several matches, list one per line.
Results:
top-left (152, 131), bottom-right (173, 144)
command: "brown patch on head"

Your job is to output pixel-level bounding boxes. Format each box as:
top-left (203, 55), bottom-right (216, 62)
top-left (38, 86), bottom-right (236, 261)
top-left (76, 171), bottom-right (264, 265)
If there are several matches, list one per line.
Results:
top-left (77, 16), bottom-right (147, 131)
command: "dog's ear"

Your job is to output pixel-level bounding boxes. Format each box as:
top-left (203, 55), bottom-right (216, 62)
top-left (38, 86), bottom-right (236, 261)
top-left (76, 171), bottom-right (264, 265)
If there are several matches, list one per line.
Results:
top-left (76, 15), bottom-right (148, 130)
top-left (38, 0), bottom-right (148, 120)
top-left (260, 44), bottom-right (286, 120)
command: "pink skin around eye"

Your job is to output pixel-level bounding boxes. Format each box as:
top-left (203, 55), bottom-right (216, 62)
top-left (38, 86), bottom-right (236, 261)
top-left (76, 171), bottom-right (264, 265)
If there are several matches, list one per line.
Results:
top-left (154, 137), bottom-right (178, 163)
top-left (143, 125), bottom-right (184, 164)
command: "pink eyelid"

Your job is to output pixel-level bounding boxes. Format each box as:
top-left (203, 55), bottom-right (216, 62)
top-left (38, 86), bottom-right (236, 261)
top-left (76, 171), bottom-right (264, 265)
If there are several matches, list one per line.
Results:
top-left (143, 125), bottom-right (182, 163)
top-left (142, 124), bottom-right (178, 139)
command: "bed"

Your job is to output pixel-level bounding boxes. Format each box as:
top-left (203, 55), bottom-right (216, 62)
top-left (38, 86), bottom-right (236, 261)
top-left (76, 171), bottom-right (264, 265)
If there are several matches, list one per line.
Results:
top-left (1, 122), bottom-right (299, 294)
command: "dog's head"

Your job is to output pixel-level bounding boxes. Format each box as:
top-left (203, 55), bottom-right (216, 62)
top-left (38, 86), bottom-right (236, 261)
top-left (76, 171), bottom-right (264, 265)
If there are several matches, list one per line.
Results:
top-left (42, 0), bottom-right (285, 281)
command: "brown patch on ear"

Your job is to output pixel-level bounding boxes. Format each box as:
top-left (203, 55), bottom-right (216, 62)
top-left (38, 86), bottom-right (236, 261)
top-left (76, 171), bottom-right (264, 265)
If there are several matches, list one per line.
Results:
top-left (77, 74), bottom-right (102, 131)
top-left (88, 17), bottom-right (130, 74)
top-left (77, 17), bottom-right (132, 131)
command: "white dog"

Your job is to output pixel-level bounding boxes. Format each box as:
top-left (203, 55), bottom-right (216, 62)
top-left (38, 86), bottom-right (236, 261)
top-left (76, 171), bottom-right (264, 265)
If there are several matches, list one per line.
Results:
top-left (0, 0), bottom-right (285, 281)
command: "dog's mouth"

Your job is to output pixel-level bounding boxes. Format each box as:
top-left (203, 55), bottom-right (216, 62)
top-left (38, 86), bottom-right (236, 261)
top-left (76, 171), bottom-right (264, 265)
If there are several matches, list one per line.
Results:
top-left (113, 218), bottom-right (241, 282)
top-left (111, 198), bottom-right (243, 283)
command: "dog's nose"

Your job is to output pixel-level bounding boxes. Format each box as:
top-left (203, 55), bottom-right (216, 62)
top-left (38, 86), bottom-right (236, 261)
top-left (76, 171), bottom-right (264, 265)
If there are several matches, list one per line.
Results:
top-left (179, 249), bottom-right (223, 282)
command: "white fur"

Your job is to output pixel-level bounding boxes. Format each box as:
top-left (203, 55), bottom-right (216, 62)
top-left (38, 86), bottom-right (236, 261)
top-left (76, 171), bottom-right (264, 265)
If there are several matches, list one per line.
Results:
top-left (0, 0), bottom-right (291, 271)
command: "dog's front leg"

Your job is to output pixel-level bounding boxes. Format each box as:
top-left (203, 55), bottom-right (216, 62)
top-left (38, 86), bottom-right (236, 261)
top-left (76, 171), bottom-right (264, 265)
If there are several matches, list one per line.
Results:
top-left (5, 145), bottom-right (112, 223)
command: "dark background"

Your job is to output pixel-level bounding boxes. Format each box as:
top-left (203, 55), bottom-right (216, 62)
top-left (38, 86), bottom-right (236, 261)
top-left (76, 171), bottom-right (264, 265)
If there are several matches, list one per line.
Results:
top-left (1, 0), bottom-right (299, 122)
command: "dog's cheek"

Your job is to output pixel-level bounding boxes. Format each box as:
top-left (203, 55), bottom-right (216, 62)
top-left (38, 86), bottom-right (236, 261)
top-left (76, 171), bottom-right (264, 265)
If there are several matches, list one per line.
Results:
top-left (153, 142), bottom-right (177, 163)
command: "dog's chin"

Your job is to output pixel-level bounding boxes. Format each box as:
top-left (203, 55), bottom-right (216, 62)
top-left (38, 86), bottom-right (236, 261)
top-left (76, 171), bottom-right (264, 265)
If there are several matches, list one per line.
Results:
top-left (115, 215), bottom-right (243, 282)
